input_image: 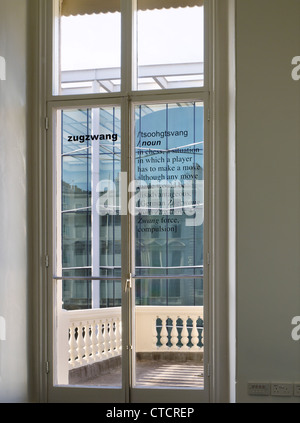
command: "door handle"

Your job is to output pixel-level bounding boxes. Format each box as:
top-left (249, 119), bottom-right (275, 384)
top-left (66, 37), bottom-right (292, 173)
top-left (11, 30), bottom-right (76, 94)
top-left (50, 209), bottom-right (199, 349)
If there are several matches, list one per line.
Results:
top-left (125, 273), bottom-right (132, 292)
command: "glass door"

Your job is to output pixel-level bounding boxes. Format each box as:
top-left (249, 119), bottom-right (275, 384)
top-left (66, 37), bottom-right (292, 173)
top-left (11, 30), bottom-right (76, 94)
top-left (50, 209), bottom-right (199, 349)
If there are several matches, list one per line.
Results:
top-left (129, 100), bottom-right (209, 402)
top-left (47, 97), bottom-right (209, 403)
top-left (48, 101), bottom-right (130, 403)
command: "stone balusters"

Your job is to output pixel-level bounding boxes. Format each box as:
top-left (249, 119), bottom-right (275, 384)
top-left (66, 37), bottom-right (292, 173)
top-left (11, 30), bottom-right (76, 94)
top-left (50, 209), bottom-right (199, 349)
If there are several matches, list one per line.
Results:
top-left (63, 305), bottom-right (203, 383)
top-left (156, 312), bottom-right (203, 352)
top-left (67, 308), bottom-right (122, 369)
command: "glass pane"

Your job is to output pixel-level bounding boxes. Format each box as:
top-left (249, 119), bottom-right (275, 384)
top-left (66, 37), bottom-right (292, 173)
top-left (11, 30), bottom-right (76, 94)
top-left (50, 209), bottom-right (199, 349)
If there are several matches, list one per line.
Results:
top-left (54, 106), bottom-right (122, 388)
top-left (62, 268), bottom-right (92, 310)
top-left (133, 102), bottom-right (204, 389)
top-left (62, 211), bottom-right (91, 268)
top-left (62, 155), bottom-right (91, 211)
top-left (55, 1), bottom-right (121, 95)
top-left (137, 0), bottom-right (204, 90)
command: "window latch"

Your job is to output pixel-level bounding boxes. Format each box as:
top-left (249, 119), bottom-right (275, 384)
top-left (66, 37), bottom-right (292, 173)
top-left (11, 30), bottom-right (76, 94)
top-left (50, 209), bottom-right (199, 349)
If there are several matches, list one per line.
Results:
top-left (125, 274), bottom-right (132, 292)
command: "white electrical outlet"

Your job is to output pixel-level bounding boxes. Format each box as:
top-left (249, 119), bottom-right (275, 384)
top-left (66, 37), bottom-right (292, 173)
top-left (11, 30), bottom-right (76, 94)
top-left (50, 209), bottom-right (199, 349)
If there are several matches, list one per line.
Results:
top-left (271, 383), bottom-right (293, 396)
top-left (248, 382), bottom-right (270, 396)
top-left (294, 383), bottom-right (300, 397)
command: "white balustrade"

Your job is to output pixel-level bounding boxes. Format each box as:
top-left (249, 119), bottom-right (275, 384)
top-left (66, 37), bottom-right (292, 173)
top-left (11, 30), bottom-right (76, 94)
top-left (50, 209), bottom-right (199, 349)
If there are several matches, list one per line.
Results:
top-left (135, 306), bottom-right (204, 353)
top-left (56, 305), bottom-right (203, 384)
top-left (57, 307), bottom-right (122, 384)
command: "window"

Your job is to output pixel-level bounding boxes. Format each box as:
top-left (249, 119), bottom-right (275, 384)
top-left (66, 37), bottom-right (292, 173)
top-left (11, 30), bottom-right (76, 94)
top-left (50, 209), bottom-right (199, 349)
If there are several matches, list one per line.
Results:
top-left (54, 0), bottom-right (205, 95)
top-left (136, 0), bottom-right (204, 90)
top-left (47, 0), bottom-right (214, 404)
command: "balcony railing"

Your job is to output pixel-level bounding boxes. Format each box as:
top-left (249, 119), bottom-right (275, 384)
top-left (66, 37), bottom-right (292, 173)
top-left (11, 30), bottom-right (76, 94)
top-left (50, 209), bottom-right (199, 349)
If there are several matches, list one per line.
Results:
top-left (56, 305), bottom-right (204, 385)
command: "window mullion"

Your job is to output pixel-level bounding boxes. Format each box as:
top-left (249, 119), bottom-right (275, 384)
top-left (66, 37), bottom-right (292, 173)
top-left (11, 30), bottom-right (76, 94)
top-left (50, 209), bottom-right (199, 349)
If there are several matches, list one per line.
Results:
top-left (121, 0), bottom-right (137, 95)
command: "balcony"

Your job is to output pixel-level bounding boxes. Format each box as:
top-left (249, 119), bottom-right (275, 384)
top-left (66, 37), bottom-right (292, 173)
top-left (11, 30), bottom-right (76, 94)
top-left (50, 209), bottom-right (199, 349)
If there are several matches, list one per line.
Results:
top-left (56, 305), bottom-right (204, 388)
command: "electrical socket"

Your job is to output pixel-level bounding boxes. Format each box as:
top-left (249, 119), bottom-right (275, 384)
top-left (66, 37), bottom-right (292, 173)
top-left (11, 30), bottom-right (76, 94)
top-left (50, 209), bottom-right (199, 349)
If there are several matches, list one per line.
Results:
top-left (271, 383), bottom-right (293, 396)
top-left (294, 383), bottom-right (300, 397)
top-left (248, 382), bottom-right (270, 396)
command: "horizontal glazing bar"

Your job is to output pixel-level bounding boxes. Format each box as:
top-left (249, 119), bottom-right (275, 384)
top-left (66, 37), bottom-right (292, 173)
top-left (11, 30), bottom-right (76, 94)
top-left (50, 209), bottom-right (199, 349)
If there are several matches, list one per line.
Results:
top-left (53, 276), bottom-right (122, 281)
top-left (53, 274), bottom-right (203, 281)
top-left (131, 274), bottom-right (204, 280)
top-left (61, 206), bottom-right (92, 214)
top-left (47, 87), bottom-right (207, 104)
top-left (135, 266), bottom-right (203, 269)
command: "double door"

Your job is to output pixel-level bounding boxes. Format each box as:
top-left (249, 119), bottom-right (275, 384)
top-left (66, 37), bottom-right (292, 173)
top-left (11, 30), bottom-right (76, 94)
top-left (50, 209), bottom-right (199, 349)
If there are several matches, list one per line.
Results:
top-left (46, 98), bottom-right (209, 403)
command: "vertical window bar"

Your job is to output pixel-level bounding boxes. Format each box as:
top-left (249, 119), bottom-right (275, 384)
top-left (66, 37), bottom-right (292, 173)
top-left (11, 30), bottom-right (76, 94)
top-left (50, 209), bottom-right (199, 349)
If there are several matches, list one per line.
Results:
top-left (166, 104), bottom-right (169, 306)
top-left (121, 0), bottom-right (137, 93)
top-left (193, 102), bottom-right (196, 305)
top-left (92, 107), bottom-right (101, 308)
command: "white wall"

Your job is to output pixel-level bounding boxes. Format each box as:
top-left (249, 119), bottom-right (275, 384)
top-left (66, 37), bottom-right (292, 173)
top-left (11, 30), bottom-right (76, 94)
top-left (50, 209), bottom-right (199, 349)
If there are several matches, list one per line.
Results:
top-left (236, 0), bottom-right (300, 402)
top-left (0, 0), bottom-right (29, 402)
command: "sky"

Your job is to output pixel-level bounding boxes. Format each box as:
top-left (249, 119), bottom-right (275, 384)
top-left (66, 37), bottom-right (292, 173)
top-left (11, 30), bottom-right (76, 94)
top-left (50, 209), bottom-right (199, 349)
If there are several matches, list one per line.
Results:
top-left (61, 7), bottom-right (204, 71)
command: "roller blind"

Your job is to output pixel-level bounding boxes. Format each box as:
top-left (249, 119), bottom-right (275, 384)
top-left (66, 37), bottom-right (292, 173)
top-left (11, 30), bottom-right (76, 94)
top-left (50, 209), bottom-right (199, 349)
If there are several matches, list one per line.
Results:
top-left (61, 0), bottom-right (204, 16)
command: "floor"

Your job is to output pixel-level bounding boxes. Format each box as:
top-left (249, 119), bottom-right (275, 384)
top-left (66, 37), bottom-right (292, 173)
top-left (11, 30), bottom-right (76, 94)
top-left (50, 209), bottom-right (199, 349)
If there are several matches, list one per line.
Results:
top-left (73, 360), bottom-right (204, 389)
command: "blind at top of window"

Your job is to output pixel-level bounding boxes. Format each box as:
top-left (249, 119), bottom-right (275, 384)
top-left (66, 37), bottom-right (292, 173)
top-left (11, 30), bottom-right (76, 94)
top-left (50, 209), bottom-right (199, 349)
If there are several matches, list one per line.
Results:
top-left (61, 0), bottom-right (204, 16)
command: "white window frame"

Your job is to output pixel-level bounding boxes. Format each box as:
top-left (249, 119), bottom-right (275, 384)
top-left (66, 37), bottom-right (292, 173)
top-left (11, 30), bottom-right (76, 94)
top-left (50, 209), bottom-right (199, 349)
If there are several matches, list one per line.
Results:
top-left (28, 0), bottom-right (236, 403)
